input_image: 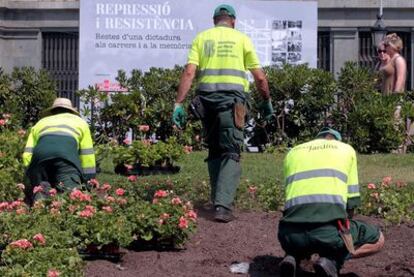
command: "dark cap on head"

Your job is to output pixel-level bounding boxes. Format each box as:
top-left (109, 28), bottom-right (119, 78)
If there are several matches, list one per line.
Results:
top-left (317, 127), bottom-right (342, 141)
top-left (213, 4), bottom-right (236, 18)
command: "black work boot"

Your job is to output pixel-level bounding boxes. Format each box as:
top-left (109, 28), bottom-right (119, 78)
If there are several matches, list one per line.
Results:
top-left (313, 257), bottom-right (338, 277)
top-left (279, 255), bottom-right (296, 277)
top-left (214, 206), bottom-right (235, 223)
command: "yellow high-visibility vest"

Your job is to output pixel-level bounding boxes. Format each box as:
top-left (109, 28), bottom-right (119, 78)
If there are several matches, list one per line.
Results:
top-left (283, 139), bottom-right (360, 211)
top-left (187, 25), bottom-right (261, 93)
top-left (23, 113), bottom-right (96, 176)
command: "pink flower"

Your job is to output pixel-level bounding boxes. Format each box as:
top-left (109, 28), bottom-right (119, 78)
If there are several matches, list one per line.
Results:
top-left (370, 192), bottom-right (380, 201)
top-left (79, 209), bottom-right (94, 218)
top-left (117, 198), bottom-right (127, 205)
top-left (382, 176), bottom-right (392, 187)
top-left (102, 206), bottom-right (113, 213)
top-left (178, 216), bottom-right (189, 229)
top-left (115, 188), bottom-right (125, 196)
top-left (88, 178), bottom-right (100, 188)
top-left (158, 213), bottom-right (170, 225)
top-left (70, 189), bottom-right (92, 202)
top-left (9, 239), bottom-right (33, 250)
top-left (396, 180), bottom-right (407, 188)
top-left (0, 119), bottom-right (5, 126)
top-left (154, 190), bottom-right (168, 198)
top-left (105, 196), bottom-right (116, 203)
top-left (186, 210), bottom-right (197, 221)
top-left (248, 185), bottom-right (257, 194)
top-left (139, 125), bottom-right (150, 132)
top-left (160, 213), bottom-right (170, 219)
top-left (9, 200), bottom-right (23, 209)
top-left (101, 183), bottom-right (111, 191)
top-left (0, 202), bottom-right (9, 211)
top-left (16, 208), bottom-right (27, 215)
top-left (16, 183), bottom-right (25, 191)
top-left (49, 188), bottom-right (57, 197)
top-left (183, 145), bottom-right (193, 154)
top-left (367, 183), bottom-right (376, 190)
top-left (171, 197), bottom-right (182, 205)
top-left (51, 201), bottom-right (62, 209)
top-left (128, 175), bottom-right (137, 182)
top-left (125, 164), bottom-right (133, 170)
top-left (68, 205), bottom-right (78, 213)
top-left (33, 185), bottom-right (43, 194)
top-left (47, 269), bottom-right (60, 277)
top-left (123, 138), bottom-right (131, 145)
top-left (33, 233), bottom-right (46, 245)
top-left (152, 198), bottom-right (159, 204)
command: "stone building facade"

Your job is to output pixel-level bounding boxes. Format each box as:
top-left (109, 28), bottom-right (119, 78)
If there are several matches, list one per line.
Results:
top-left (0, 0), bottom-right (413, 100)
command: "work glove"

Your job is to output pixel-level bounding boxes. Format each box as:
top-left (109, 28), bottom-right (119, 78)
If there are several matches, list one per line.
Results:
top-left (259, 98), bottom-right (274, 121)
top-left (172, 103), bottom-right (187, 129)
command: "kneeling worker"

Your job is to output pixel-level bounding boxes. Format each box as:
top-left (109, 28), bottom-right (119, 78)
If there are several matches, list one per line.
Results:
top-left (278, 128), bottom-right (384, 277)
top-left (23, 98), bottom-right (96, 203)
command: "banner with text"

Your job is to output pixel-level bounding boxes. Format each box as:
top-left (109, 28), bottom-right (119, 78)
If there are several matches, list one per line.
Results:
top-left (79, 0), bottom-right (317, 91)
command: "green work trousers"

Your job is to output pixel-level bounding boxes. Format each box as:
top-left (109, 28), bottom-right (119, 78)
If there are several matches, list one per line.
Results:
top-left (200, 91), bottom-right (246, 209)
top-left (25, 158), bottom-right (82, 204)
top-left (278, 220), bottom-right (381, 268)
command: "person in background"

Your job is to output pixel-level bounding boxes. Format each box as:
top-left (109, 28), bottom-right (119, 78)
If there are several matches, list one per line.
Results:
top-left (384, 33), bottom-right (407, 93)
top-left (172, 4), bottom-right (273, 222)
top-left (374, 41), bottom-right (392, 94)
top-left (23, 98), bottom-right (96, 204)
top-left (278, 127), bottom-right (384, 277)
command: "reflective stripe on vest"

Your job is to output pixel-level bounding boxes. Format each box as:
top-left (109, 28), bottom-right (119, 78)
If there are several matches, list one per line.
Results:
top-left (285, 194), bottom-right (346, 210)
top-left (39, 124), bottom-right (81, 137)
top-left (79, 148), bottom-right (94, 155)
top-left (348, 184), bottom-right (359, 194)
top-left (286, 168), bottom-right (348, 186)
top-left (198, 83), bottom-right (245, 92)
top-left (198, 69), bottom-right (247, 79)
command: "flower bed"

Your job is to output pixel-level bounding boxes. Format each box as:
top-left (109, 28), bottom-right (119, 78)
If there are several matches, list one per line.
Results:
top-left (0, 180), bottom-right (197, 276)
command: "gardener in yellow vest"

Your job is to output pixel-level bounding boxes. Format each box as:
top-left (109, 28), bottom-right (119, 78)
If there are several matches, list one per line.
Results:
top-left (173, 4), bottom-right (273, 222)
top-left (278, 128), bottom-right (385, 277)
top-left (22, 98), bottom-right (96, 203)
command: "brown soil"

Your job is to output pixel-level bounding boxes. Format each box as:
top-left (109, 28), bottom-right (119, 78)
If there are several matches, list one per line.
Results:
top-left (85, 207), bottom-right (414, 277)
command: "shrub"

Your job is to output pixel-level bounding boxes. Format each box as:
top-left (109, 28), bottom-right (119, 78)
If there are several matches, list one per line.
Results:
top-left (251, 64), bottom-right (337, 146)
top-left (2, 67), bottom-right (56, 129)
top-left (112, 136), bottom-right (185, 168)
top-left (0, 123), bottom-right (27, 202)
top-left (359, 176), bottom-right (414, 224)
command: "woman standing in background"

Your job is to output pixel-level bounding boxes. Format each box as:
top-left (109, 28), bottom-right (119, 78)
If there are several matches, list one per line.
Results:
top-left (375, 41), bottom-right (392, 94)
top-left (383, 33), bottom-right (407, 94)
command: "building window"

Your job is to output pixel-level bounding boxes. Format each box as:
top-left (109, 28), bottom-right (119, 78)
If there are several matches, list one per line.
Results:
top-left (317, 31), bottom-right (331, 72)
top-left (42, 32), bottom-right (79, 107)
top-left (359, 31), bottom-right (411, 90)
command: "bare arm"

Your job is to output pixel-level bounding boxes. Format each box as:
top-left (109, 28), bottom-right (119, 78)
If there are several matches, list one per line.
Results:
top-left (352, 232), bottom-right (385, 258)
top-left (394, 56), bottom-right (407, 92)
top-left (250, 68), bottom-right (270, 100)
top-left (176, 64), bottom-right (197, 103)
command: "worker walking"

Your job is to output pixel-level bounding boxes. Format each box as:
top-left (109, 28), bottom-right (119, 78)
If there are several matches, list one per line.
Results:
top-left (23, 98), bottom-right (96, 203)
top-left (278, 127), bottom-right (384, 277)
top-left (173, 4), bottom-right (273, 222)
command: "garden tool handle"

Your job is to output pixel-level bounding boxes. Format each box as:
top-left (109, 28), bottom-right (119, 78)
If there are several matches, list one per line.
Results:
top-left (337, 219), bottom-right (350, 231)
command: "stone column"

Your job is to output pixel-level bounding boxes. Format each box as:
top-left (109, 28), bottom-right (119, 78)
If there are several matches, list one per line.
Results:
top-left (331, 28), bottom-right (359, 76)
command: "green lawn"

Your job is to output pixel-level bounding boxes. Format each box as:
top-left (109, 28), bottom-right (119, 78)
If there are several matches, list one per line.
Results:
top-left (98, 151), bottom-right (414, 187)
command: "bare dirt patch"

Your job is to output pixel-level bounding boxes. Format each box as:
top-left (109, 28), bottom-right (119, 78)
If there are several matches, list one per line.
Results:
top-left (85, 207), bottom-right (414, 277)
